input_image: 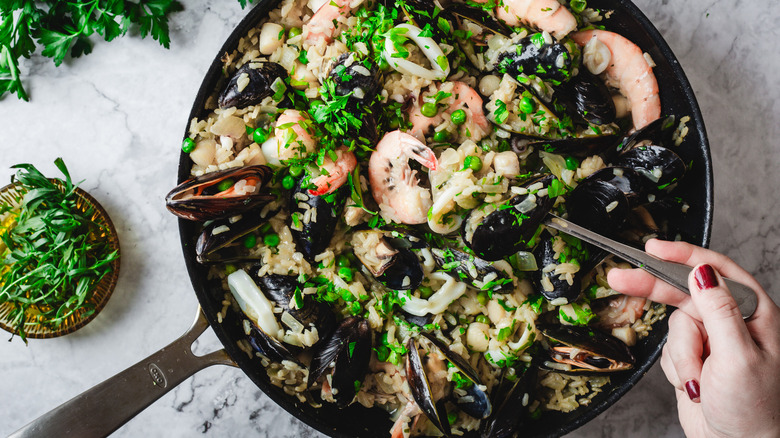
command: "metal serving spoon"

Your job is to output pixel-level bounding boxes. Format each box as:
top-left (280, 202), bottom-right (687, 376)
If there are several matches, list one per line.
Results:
top-left (544, 215), bottom-right (758, 319)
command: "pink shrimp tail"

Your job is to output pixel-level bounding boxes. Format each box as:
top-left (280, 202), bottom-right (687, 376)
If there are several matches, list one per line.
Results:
top-left (308, 148), bottom-right (357, 196)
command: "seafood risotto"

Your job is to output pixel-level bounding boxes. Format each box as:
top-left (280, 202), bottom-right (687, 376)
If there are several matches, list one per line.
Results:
top-left (166, 0), bottom-right (691, 436)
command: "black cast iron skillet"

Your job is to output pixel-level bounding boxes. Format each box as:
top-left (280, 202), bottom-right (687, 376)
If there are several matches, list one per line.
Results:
top-left (8, 0), bottom-right (712, 437)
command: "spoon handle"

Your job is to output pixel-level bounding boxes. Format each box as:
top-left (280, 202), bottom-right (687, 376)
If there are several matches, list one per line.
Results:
top-left (544, 215), bottom-right (757, 319)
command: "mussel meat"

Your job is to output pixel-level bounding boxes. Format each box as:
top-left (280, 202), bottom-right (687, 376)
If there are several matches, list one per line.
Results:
top-left (538, 324), bottom-right (635, 373)
top-left (308, 317), bottom-right (372, 407)
top-left (463, 174), bottom-right (556, 261)
top-left (218, 61), bottom-right (288, 109)
top-left (165, 165), bottom-right (276, 221)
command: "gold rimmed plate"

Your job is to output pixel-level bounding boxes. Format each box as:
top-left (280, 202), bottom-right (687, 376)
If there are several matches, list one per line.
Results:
top-left (0, 181), bottom-right (121, 339)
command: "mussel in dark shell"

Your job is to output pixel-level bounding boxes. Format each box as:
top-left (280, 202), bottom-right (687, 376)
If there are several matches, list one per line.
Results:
top-left (308, 317), bottom-right (372, 407)
top-left (248, 271), bottom-right (336, 343)
top-left (490, 33), bottom-right (573, 83)
top-left (432, 248), bottom-right (513, 293)
top-left (480, 364), bottom-right (538, 438)
top-left (532, 231), bottom-right (585, 304)
top-left (538, 324), bottom-right (635, 373)
top-left (617, 115), bottom-right (676, 152)
top-left (195, 206), bottom-right (279, 264)
top-left (218, 61), bottom-right (288, 109)
top-left (582, 167), bottom-right (648, 208)
top-left (463, 174), bottom-right (556, 261)
top-left (406, 334), bottom-right (491, 435)
top-left (326, 53), bottom-right (382, 145)
top-left (165, 165), bottom-right (276, 221)
top-left (566, 179), bottom-right (631, 237)
top-left (614, 144), bottom-right (687, 190)
top-left (290, 178), bottom-right (349, 262)
top-left (553, 69), bottom-right (616, 125)
top-left (352, 229), bottom-right (426, 290)
top-left (526, 134), bottom-right (619, 158)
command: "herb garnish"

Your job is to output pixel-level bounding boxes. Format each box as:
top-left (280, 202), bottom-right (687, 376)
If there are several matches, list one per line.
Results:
top-left (0, 159), bottom-right (119, 342)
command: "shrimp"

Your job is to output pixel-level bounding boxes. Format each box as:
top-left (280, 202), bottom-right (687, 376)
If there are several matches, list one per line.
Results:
top-left (571, 30), bottom-right (661, 130)
top-left (390, 401), bottom-right (422, 438)
top-left (488, 0), bottom-right (577, 40)
top-left (369, 130), bottom-right (438, 224)
top-left (596, 294), bottom-right (647, 328)
top-left (308, 147), bottom-right (357, 196)
top-left (408, 82), bottom-right (490, 143)
top-left (304, 0), bottom-right (352, 44)
top-left (261, 109), bottom-right (317, 166)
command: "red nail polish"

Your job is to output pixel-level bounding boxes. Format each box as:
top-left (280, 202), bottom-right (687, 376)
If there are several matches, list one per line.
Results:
top-left (694, 264), bottom-right (718, 290)
top-left (685, 379), bottom-right (700, 402)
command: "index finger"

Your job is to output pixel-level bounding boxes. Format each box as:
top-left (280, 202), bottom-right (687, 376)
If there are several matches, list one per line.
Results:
top-left (607, 267), bottom-right (700, 319)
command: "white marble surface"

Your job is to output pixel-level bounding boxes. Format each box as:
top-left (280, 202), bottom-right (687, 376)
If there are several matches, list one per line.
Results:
top-left (0, 0), bottom-right (778, 437)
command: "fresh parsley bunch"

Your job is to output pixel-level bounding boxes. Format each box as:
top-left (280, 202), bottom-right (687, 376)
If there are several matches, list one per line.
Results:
top-left (0, 0), bottom-right (183, 101)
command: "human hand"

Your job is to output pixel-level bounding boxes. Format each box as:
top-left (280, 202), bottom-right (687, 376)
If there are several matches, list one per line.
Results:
top-left (607, 239), bottom-right (780, 438)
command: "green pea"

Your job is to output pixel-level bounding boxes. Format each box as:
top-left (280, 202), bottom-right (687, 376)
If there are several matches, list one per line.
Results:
top-left (570, 0), bottom-right (587, 13)
top-left (288, 27), bottom-right (302, 38)
top-left (464, 155), bottom-right (483, 172)
top-left (336, 255), bottom-right (351, 268)
top-left (225, 264), bottom-right (237, 275)
top-left (243, 234), bottom-right (257, 248)
top-left (418, 286), bottom-right (434, 299)
top-left (475, 314), bottom-right (490, 324)
top-left (338, 267), bottom-right (353, 282)
top-left (450, 109), bottom-right (467, 125)
top-left (252, 127), bottom-right (267, 144)
top-left (519, 97), bottom-right (535, 114)
top-left (565, 156), bottom-right (580, 171)
top-left (289, 165), bottom-right (303, 177)
top-left (217, 178), bottom-right (235, 192)
top-left (476, 291), bottom-right (488, 306)
top-left (282, 175), bottom-right (296, 190)
top-left (421, 102), bottom-right (438, 118)
top-left (433, 130), bottom-right (449, 142)
top-left (264, 233), bottom-right (280, 247)
top-left (181, 138), bottom-right (195, 153)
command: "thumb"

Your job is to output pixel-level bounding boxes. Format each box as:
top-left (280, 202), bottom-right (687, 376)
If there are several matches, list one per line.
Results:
top-left (689, 264), bottom-right (755, 355)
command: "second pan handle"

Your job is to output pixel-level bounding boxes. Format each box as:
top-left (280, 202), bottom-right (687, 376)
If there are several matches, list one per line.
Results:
top-left (8, 307), bottom-right (236, 438)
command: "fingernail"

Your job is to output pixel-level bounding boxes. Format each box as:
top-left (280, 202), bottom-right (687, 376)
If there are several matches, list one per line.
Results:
top-left (685, 379), bottom-right (700, 402)
top-left (694, 264), bottom-right (718, 290)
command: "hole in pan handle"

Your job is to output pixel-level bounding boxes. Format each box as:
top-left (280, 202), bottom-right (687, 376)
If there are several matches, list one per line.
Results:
top-left (544, 214), bottom-right (758, 319)
top-left (8, 306), bottom-right (237, 438)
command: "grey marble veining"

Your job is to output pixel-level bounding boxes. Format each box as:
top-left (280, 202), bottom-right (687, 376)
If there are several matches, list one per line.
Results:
top-left (1, 0), bottom-right (778, 437)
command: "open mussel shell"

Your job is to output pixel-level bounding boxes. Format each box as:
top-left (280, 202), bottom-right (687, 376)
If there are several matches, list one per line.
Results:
top-left (406, 337), bottom-right (452, 436)
top-left (533, 231), bottom-right (582, 304)
top-left (491, 34), bottom-right (573, 83)
top-left (247, 321), bottom-right (300, 364)
top-left (480, 364), bottom-right (538, 438)
top-left (449, 3), bottom-right (511, 38)
top-left (582, 167), bottom-right (648, 208)
top-left (431, 248), bottom-right (513, 293)
top-left (463, 174), bottom-right (555, 261)
top-left (566, 179), bottom-right (631, 237)
top-left (308, 317), bottom-right (372, 407)
top-left (352, 228), bottom-right (425, 291)
top-left (538, 324), bottom-right (635, 374)
top-left (248, 271), bottom-right (336, 342)
top-left (195, 206), bottom-right (279, 264)
top-left (526, 134), bottom-right (619, 158)
top-left (165, 165), bottom-right (275, 221)
top-left (617, 115), bottom-right (676, 152)
top-left (218, 61), bottom-right (288, 109)
top-left (419, 333), bottom-right (492, 420)
top-left (613, 144), bottom-right (687, 190)
top-left (290, 178), bottom-right (349, 262)
top-left (553, 69), bottom-right (616, 126)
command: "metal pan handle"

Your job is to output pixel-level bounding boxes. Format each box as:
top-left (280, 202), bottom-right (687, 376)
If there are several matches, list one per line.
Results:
top-left (8, 307), bottom-right (237, 438)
